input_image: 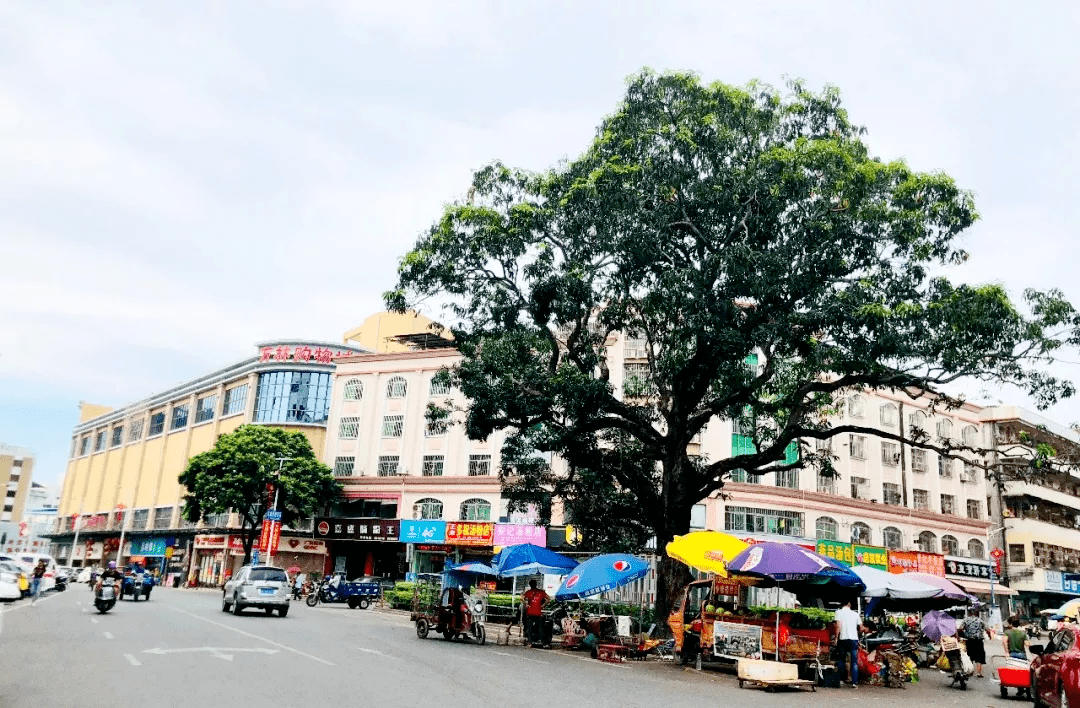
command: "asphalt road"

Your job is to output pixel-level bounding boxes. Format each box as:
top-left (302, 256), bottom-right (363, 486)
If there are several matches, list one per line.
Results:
top-left (1, 587), bottom-right (1023, 708)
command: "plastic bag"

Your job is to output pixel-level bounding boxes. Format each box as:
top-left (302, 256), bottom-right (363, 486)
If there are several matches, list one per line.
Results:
top-left (936, 653), bottom-right (951, 671)
top-left (960, 651), bottom-right (974, 675)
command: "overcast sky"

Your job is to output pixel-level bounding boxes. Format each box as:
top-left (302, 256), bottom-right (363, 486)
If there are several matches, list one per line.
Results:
top-left (2, 1), bottom-right (1078, 490)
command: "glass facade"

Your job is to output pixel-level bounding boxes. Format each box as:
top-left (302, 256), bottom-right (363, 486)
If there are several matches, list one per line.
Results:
top-left (253, 371), bottom-right (332, 424)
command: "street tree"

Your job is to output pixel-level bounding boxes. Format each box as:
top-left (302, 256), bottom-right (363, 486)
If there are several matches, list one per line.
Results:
top-left (387, 70), bottom-right (1079, 619)
top-left (180, 425), bottom-right (340, 564)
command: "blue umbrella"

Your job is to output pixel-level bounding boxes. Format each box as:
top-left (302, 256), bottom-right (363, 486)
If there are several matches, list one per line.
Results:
top-left (447, 561), bottom-right (497, 576)
top-left (555, 554), bottom-right (650, 601)
top-left (493, 543), bottom-right (577, 578)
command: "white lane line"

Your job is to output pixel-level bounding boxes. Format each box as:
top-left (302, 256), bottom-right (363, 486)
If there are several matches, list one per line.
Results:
top-left (90, 618), bottom-right (99, 624)
top-left (492, 650), bottom-right (549, 664)
top-left (103, 631), bottom-right (115, 639)
top-left (165, 605), bottom-right (334, 666)
top-left (0, 593), bottom-right (60, 613)
top-left (124, 653), bottom-right (141, 666)
top-left (455, 655), bottom-right (496, 667)
top-left (357, 647), bottom-right (399, 660)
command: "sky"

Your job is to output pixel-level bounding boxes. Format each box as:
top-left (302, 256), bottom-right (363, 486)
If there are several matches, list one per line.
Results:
top-left (2, 1), bottom-right (1079, 490)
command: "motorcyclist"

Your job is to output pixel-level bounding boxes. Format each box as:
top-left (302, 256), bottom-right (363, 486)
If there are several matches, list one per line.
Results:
top-left (97, 561), bottom-right (123, 593)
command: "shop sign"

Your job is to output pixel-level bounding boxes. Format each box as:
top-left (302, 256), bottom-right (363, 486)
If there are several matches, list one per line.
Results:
top-left (1046, 570), bottom-right (1065, 593)
top-left (279, 538), bottom-right (327, 554)
top-left (854, 545), bottom-right (888, 571)
top-left (86, 541), bottom-right (103, 560)
top-left (1063, 574), bottom-right (1080, 596)
top-left (446, 522), bottom-right (494, 547)
top-left (816, 540), bottom-right (855, 565)
top-left (888, 550), bottom-right (946, 577)
top-left (315, 517), bottom-right (400, 542)
top-left (194, 535), bottom-right (227, 549)
top-left (130, 538), bottom-right (168, 556)
top-left (492, 524), bottom-right (546, 547)
top-left (944, 555), bottom-right (991, 580)
top-left (399, 520), bottom-right (446, 544)
top-left (417, 544), bottom-right (451, 552)
top-left (228, 536), bottom-right (246, 552)
top-left (258, 344), bottom-right (355, 365)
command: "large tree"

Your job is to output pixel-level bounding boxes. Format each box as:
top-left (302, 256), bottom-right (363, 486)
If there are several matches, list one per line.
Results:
top-left (387, 70), bottom-right (1079, 619)
top-left (180, 425), bottom-right (340, 564)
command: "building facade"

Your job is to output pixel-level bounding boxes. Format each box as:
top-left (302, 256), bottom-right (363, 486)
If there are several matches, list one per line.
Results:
top-left (0, 445), bottom-right (36, 551)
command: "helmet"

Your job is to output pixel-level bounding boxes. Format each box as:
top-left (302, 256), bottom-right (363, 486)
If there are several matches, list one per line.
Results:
top-left (108, 561), bottom-right (117, 569)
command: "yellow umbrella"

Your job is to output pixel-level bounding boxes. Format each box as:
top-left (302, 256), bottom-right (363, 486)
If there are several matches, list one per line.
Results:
top-left (1045, 598), bottom-right (1080, 618)
top-left (665, 531), bottom-right (750, 577)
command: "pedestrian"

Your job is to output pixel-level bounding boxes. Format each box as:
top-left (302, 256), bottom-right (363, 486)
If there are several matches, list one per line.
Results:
top-left (1003, 617), bottom-right (1029, 660)
top-left (521, 579), bottom-right (549, 648)
top-left (833, 599), bottom-right (867, 689)
top-left (30, 560), bottom-right (47, 603)
top-left (963, 607), bottom-right (990, 677)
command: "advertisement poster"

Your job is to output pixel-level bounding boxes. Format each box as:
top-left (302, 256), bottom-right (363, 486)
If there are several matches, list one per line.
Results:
top-left (887, 550), bottom-right (945, 577)
top-left (853, 544), bottom-right (888, 571)
top-left (399, 520), bottom-right (447, 544)
top-left (492, 524), bottom-right (546, 547)
top-left (446, 522), bottom-right (495, 546)
top-left (713, 621), bottom-right (763, 659)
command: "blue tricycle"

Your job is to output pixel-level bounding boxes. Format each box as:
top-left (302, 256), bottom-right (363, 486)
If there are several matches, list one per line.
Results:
top-left (305, 574), bottom-right (380, 609)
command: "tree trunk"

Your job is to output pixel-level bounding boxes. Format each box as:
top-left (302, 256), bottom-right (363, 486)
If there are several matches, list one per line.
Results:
top-left (242, 525), bottom-right (259, 565)
top-left (653, 458), bottom-right (695, 635)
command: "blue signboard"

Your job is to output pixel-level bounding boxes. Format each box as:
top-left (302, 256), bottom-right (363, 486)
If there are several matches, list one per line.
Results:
top-left (130, 537), bottom-right (168, 556)
top-left (265, 510), bottom-right (282, 521)
top-left (252, 550), bottom-right (260, 565)
top-left (399, 520), bottom-right (446, 544)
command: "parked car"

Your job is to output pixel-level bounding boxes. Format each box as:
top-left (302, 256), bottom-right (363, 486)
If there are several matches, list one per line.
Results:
top-left (121, 567), bottom-right (154, 601)
top-left (4, 553), bottom-right (57, 592)
top-left (0, 561), bottom-right (26, 601)
top-left (222, 565), bottom-right (290, 617)
top-left (76, 567), bottom-right (92, 583)
top-left (1031, 624), bottom-right (1080, 708)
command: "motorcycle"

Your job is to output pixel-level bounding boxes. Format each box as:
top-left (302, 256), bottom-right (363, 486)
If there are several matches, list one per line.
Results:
top-left (54, 574), bottom-right (67, 592)
top-left (305, 575), bottom-right (379, 609)
top-left (94, 581), bottom-right (118, 614)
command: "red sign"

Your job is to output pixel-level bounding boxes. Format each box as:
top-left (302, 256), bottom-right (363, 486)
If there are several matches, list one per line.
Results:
top-left (888, 550), bottom-right (946, 577)
top-left (990, 548), bottom-right (1005, 560)
top-left (258, 523), bottom-right (273, 553)
top-left (317, 521), bottom-right (330, 536)
top-left (268, 521), bottom-right (282, 556)
top-left (445, 522), bottom-right (495, 547)
top-left (194, 535), bottom-right (227, 549)
top-left (259, 345), bottom-right (353, 365)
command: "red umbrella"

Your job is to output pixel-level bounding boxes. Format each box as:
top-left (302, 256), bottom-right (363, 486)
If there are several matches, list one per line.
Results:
top-left (287, 566), bottom-right (301, 574)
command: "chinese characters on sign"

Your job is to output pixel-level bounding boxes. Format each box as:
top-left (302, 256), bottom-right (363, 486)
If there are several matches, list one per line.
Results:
top-left (492, 524), bottom-right (546, 547)
top-left (259, 345), bottom-right (354, 365)
top-left (314, 517), bottom-right (400, 542)
top-left (944, 556), bottom-right (991, 579)
top-left (853, 545), bottom-right (888, 571)
top-left (399, 520), bottom-right (447, 544)
top-left (816, 540), bottom-right (855, 565)
top-left (887, 550), bottom-right (946, 577)
top-left (446, 522), bottom-right (495, 546)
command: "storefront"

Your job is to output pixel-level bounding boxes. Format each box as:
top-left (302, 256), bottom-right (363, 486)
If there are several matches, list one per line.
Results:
top-left (125, 537), bottom-right (169, 574)
top-left (401, 520), bottom-right (447, 577)
top-left (193, 534), bottom-right (229, 586)
top-left (887, 549), bottom-right (946, 576)
top-left (314, 517), bottom-right (399, 579)
top-left (815, 539), bottom-right (889, 570)
top-left (269, 537), bottom-right (330, 580)
top-left (944, 555), bottom-right (1016, 605)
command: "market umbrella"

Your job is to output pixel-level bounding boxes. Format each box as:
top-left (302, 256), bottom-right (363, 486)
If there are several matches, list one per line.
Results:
top-left (492, 543), bottom-right (578, 578)
top-left (921, 609), bottom-right (958, 641)
top-left (725, 542), bottom-right (866, 595)
top-left (555, 554), bottom-right (650, 601)
top-left (286, 566), bottom-right (301, 574)
top-left (851, 565), bottom-right (941, 600)
top-left (665, 531), bottom-right (749, 577)
top-left (1042, 598), bottom-right (1080, 618)
top-left (447, 561), bottom-right (497, 576)
top-left (902, 572), bottom-right (972, 603)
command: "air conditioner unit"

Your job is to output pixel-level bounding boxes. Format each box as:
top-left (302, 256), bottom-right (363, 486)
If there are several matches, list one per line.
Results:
top-left (960, 473), bottom-right (974, 483)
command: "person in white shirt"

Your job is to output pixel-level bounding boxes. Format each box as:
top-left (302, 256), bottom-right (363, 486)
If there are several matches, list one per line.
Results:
top-left (834, 599), bottom-right (867, 688)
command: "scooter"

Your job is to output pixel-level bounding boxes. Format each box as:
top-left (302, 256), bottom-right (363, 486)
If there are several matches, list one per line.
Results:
top-left (94, 581), bottom-right (118, 614)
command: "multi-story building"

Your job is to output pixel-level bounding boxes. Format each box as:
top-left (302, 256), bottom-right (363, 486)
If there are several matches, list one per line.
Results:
top-left (0, 445), bottom-right (36, 551)
top-left (50, 339), bottom-right (365, 580)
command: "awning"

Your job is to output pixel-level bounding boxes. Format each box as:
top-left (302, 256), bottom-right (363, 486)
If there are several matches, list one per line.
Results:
top-left (953, 578), bottom-right (1017, 596)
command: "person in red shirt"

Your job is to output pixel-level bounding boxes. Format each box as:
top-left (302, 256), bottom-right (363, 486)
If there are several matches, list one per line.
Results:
top-left (521, 580), bottom-right (549, 648)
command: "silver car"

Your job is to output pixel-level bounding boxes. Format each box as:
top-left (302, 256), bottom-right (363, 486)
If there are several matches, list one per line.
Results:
top-left (222, 565), bottom-right (291, 617)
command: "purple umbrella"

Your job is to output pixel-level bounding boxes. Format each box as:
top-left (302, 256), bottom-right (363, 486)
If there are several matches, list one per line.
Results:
top-left (726, 542), bottom-right (865, 593)
top-left (921, 609), bottom-right (958, 642)
top-left (903, 573), bottom-right (973, 603)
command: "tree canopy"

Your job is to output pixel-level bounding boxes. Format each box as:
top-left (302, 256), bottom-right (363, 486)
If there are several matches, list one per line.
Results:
top-left (180, 425), bottom-right (339, 563)
top-left (387, 70), bottom-right (1079, 614)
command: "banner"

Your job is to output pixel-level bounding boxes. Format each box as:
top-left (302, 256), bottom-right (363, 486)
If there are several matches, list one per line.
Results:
top-left (888, 550), bottom-right (945, 577)
top-left (446, 522), bottom-right (494, 546)
top-left (399, 520), bottom-right (447, 544)
top-left (492, 524), bottom-right (546, 547)
top-left (129, 537), bottom-right (167, 556)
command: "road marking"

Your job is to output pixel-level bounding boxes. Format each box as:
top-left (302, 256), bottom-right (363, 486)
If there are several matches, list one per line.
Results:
top-left (0, 593), bottom-right (59, 613)
top-left (492, 650), bottom-right (549, 664)
top-left (455, 655), bottom-right (496, 667)
top-left (103, 631), bottom-right (114, 639)
top-left (356, 647), bottom-right (399, 660)
top-left (90, 618), bottom-right (99, 624)
top-left (144, 647), bottom-right (278, 662)
top-left (124, 653), bottom-right (141, 666)
top-left (164, 606), bottom-right (334, 666)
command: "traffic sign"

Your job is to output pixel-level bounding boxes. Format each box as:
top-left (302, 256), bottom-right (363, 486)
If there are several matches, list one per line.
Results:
top-left (990, 548), bottom-right (1005, 560)
top-left (265, 510), bottom-right (282, 522)
top-left (251, 550), bottom-right (260, 565)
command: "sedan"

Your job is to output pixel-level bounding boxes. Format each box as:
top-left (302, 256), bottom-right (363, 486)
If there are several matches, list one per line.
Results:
top-left (222, 565), bottom-right (290, 617)
top-left (0, 561), bottom-right (25, 601)
top-left (1031, 624), bottom-right (1080, 708)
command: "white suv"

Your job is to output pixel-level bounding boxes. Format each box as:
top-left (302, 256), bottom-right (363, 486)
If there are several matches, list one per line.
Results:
top-left (222, 565), bottom-right (291, 617)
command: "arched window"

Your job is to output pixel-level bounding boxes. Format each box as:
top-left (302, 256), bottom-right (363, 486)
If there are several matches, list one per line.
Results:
top-left (936, 418), bottom-right (953, 441)
top-left (343, 379), bottom-right (363, 401)
top-left (941, 535), bottom-right (959, 556)
top-left (460, 498), bottom-right (491, 522)
top-left (879, 403), bottom-right (897, 427)
top-left (917, 531), bottom-right (937, 553)
top-left (413, 497), bottom-right (443, 520)
top-left (429, 375), bottom-right (451, 396)
top-left (908, 409), bottom-right (926, 431)
top-left (883, 527), bottom-right (903, 549)
top-left (962, 425), bottom-right (978, 448)
top-left (848, 394), bottom-right (865, 418)
top-left (850, 522), bottom-right (872, 545)
top-left (815, 516), bottom-right (838, 541)
top-left (386, 376), bottom-right (407, 398)
top-left (968, 539), bottom-right (986, 559)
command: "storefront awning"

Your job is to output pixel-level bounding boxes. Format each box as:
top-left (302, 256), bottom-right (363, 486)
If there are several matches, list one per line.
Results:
top-left (953, 578), bottom-right (1017, 596)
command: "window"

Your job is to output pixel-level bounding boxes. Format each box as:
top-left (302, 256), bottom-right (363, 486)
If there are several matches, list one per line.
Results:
top-left (195, 394), bottom-right (217, 424)
top-left (917, 531), bottom-right (937, 553)
top-left (623, 334), bottom-right (648, 360)
top-left (79, 436), bottom-right (91, 455)
top-left (623, 362), bottom-right (654, 397)
top-left (128, 419), bottom-right (144, 442)
top-left (941, 535), bottom-right (959, 556)
top-left (881, 442), bottom-right (899, 466)
top-left (911, 448), bottom-right (928, 473)
top-left (725, 506), bottom-right (803, 536)
top-left (962, 425), bottom-right (978, 448)
top-left (339, 416), bottom-right (360, 439)
top-left (962, 461), bottom-right (977, 482)
top-left (1009, 544), bottom-right (1026, 563)
top-left (152, 506), bottom-right (173, 529)
top-left (968, 539), bottom-right (985, 559)
top-left (850, 476), bottom-right (869, 500)
top-left (815, 516), bottom-right (839, 541)
top-left (205, 511), bottom-right (229, 528)
top-left (913, 489), bottom-right (929, 510)
top-left (429, 376), bottom-right (450, 396)
top-left (816, 472), bottom-right (836, 494)
top-left (414, 497), bottom-right (443, 520)
top-left (460, 498), bottom-right (491, 521)
top-left (253, 372), bottom-right (332, 424)
top-left (883, 483), bottom-right (902, 505)
top-left (221, 384), bottom-right (248, 416)
top-left (422, 455), bottom-right (444, 477)
top-left (941, 493), bottom-right (956, 515)
top-left (938, 455), bottom-right (953, 478)
top-left (730, 469), bottom-right (759, 484)
top-left (775, 469), bottom-right (798, 489)
top-left (850, 522), bottom-right (871, 545)
top-left (883, 527), bottom-right (903, 550)
top-left (426, 419), bottom-right (448, 437)
top-left (849, 435), bottom-right (866, 460)
top-left (333, 456), bottom-right (355, 476)
top-left (848, 394), bottom-right (865, 418)
top-left (132, 509), bottom-right (150, 530)
top-left (343, 379), bottom-right (363, 401)
top-left (879, 404), bottom-right (897, 427)
top-left (909, 410), bottom-right (927, 431)
top-left (936, 419), bottom-right (953, 440)
top-left (250, 568), bottom-right (288, 583)
top-left (110, 426), bottom-right (124, 448)
top-left (377, 455), bottom-right (400, 477)
top-left (94, 430), bottom-right (106, 452)
top-left (386, 376), bottom-right (407, 399)
top-left (382, 415), bottom-right (404, 438)
top-left (690, 504), bottom-right (706, 529)
top-left (966, 499), bottom-right (981, 519)
top-left (170, 405), bottom-right (189, 430)
top-left (468, 455), bottom-right (492, 476)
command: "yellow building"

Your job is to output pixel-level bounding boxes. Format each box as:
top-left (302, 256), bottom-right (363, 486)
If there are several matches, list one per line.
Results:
top-left (342, 310), bottom-right (450, 353)
top-left (52, 340), bottom-right (366, 573)
top-left (1, 445), bottom-right (36, 550)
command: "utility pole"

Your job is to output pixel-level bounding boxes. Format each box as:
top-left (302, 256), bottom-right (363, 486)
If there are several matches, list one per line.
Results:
top-left (265, 456), bottom-right (291, 568)
top-left (69, 501), bottom-right (85, 567)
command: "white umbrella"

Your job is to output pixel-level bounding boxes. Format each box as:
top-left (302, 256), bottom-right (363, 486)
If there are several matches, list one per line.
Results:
top-left (851, 565), bottom-right (942, 600)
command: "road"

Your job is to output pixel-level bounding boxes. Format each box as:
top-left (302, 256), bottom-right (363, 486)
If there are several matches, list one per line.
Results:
top-left (1, 587), bottom-right (1019, 708)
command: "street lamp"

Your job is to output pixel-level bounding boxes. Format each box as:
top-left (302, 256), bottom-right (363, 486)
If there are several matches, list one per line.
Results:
top-left (988, 524), bottom-right (1008, 628)
top-left (264, 456), bottom-right (292, 567)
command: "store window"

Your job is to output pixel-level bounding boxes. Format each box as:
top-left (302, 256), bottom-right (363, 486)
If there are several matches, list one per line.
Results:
top-left (221, 384), bottom-right (248, 416)
top-left (253, 371), bottom-right (332, 424)
top-left (386, 376), bottom-right (407, 399)
top-left (343, 379), bottom-right (363, 401)
top-left (968, 539), bottom-right (985, 559)
top-left (413, 498), bottom-right (443, 520)
top-left (941, 535), bottom-right (959, 556)
top-left (171, 405), bottom-right (189, 430)
top-left (422, 455), bottom-right (444, 477)
top-left (460, 498), bottom-right (491, 521)
top-left (815, 516), bottom-right (839, 541)
top-left (917, 531), bottom-right (937, 553)
top-left (882, 527), bottom-right (903, 549)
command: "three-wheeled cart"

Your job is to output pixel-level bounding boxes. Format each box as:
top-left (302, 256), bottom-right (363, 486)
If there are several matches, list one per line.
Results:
top-left (411, 572), bottom-right (487, 645)
top-left (992, 656), bottom-right (1032, 699)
